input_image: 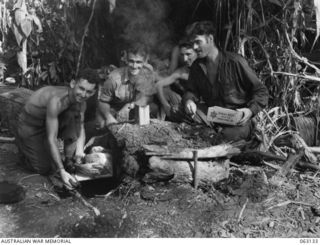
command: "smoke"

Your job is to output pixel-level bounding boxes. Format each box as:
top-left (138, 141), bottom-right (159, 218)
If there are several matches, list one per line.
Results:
top-left (113, 0), bottom-right (173, 62)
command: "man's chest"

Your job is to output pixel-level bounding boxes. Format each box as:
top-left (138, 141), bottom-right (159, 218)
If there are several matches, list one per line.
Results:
top-left (198, 62), bottom-right (218, 88)
top-left (207, 64), bottom-right (218, 86)
top-left (115, 83), bottom-right (134, 102)
top-left (115, 75), bottom-right (156, 102)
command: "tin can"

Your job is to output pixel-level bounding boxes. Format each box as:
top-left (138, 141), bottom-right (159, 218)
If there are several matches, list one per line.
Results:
top-left (135, 105), bottom-right (150, 125)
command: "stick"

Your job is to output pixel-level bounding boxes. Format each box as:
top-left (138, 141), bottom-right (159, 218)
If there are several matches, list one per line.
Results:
top-left (263, 161), bottom-right (281, 170)
top-left (195, 109), bottom-right (212, 128)
top-left (312, 170), bottom-right (319, 180)
top-left (144, 143), bottom-right (243, 159)
top-left (238, 198), bottom-right (249, 222)
top-left (48, 193), bottom-right (61, 202)
top-left (291, 134), bottom-right (317, 164)
top-left (116, 123), bottom-right (127, 134)
top-left (297, 161), bottom-right (320, 172)
top-left (284, 30), bottom-right (320, 74)
top-left (290, 201), bottom-right (313, 206)
top-left (75, 0), bottom-right (97, 76)
top-left (18, 174), bottom-right (41, 185)
top-left (193, 150), bottom-right (199, 189)
top-left (297, 206), bottom-right (305, 220)
top-left (263, 109), bottom-right (280, 132)
top-left (266, 200), bottom-right (292, 210)
top-left (308, 147), bottom-right (320, 154)
top-left (229, 162), bottom-right (240, 167)
top-left (72, 190), bottom-right (100, 216)
top-left (0, 136), bottom-right (15, 143)
top-left (269, 151), bottom-right (304, 187)
top-left (267, 200), bottom-right (313, 210)
top-left (273, 72), bottom-right (320, 83)
top-left (278, 150), bottom-right (304, 177)
top-left (108, 120), bottom-right (135, 127)
top-left (94, 189), bottom-right (116, 199)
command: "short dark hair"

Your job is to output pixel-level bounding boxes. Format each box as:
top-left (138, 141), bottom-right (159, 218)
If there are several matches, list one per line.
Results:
top-left (76, 68), bottom-right (100, 88)
top-left (187, 21), bottom-right (216, 39)
top-left (126, 44), bottom-right (149, 60)
top-left (178, 37), bottom-right (193, 50)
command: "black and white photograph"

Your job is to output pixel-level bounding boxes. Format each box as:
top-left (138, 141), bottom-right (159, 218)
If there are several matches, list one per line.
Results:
top-left (0, 0), bottom-right (320, 240)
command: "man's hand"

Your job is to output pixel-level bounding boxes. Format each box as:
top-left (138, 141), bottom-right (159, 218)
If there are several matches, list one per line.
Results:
top-left (107, 117), bottom-right (118, 125)
top-left (237, 108), bottom-right (253, 125)
top-left (163, 104), bottom-right (171, 117)
top-left (96, 117), bottom-right (117, 128)
top-left (74, 154), bottom-right (84, 164)
top-left (185, 100), bottom-right (197, 117)
top-left (97, 101), bottom-right (118, 126)
top-left (172, 104), bottom-right (179, 114)
top-left (95, 118), bottom-right (107, 130)
top-left (117, 103), bottom-right (133, 121)
top-left (59, 169), bottom-right (79, 190)
top-left (163, 104), bottom-right (179, 118)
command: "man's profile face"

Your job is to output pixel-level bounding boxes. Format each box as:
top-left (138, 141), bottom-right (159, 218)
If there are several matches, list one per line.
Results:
top-left (127, 53), bottom-right (145, 76)
top-left (192, 34), bottom-right (213, 58)
top-left (72, 78), bottom-right (96, 103)
top-left (180, 47), bottom-right (197, 67)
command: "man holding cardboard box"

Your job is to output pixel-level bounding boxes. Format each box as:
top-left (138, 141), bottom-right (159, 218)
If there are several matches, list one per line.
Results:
top-left (183, 21), bottom-right (268, 141)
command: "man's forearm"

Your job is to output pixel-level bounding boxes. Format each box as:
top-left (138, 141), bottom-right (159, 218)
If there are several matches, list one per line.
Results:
top-left (156, 72), bottom-right (183, 108)
top-left (182, 91), bottom-right (198, 106)
top-left (98, 101), bottom-right (109, 119)
top-left (48, 138), bottom-right (64, 171)
top-left (75, 125), bottom-right (85, 157)
top-left (98, 101), bottom-right (117, 124)
top-left (157, 85), bottom-right (170, 108)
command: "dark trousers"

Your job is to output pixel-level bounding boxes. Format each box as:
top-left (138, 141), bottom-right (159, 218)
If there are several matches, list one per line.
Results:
top-left (162, 88), bottom-right (253, 142)
top-left (16, 109), bottom-right (80, 175)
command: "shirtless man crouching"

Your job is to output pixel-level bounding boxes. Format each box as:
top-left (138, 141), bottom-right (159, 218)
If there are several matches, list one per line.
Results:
top-left (17, 68), bottom-right (100, 189)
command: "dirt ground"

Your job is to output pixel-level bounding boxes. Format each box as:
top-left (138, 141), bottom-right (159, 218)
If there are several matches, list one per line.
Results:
top-left (1, 139), bottom-right (320, 238)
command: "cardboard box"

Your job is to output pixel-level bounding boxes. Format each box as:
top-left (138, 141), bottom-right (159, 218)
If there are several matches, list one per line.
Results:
top-left (207, 106), bottom-right (243, 125)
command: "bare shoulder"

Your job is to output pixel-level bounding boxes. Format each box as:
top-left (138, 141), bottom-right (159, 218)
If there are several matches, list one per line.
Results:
top-left (102, 68), bottom-right (124, 90)
top-left (46, 87), bottom-right (69, 114)
top-left (106, 68), bottom-right (123, 83)
top-left (29, 86), bottom-right (60, 106)
top-left (47, 95), bottom-right (62, 115)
